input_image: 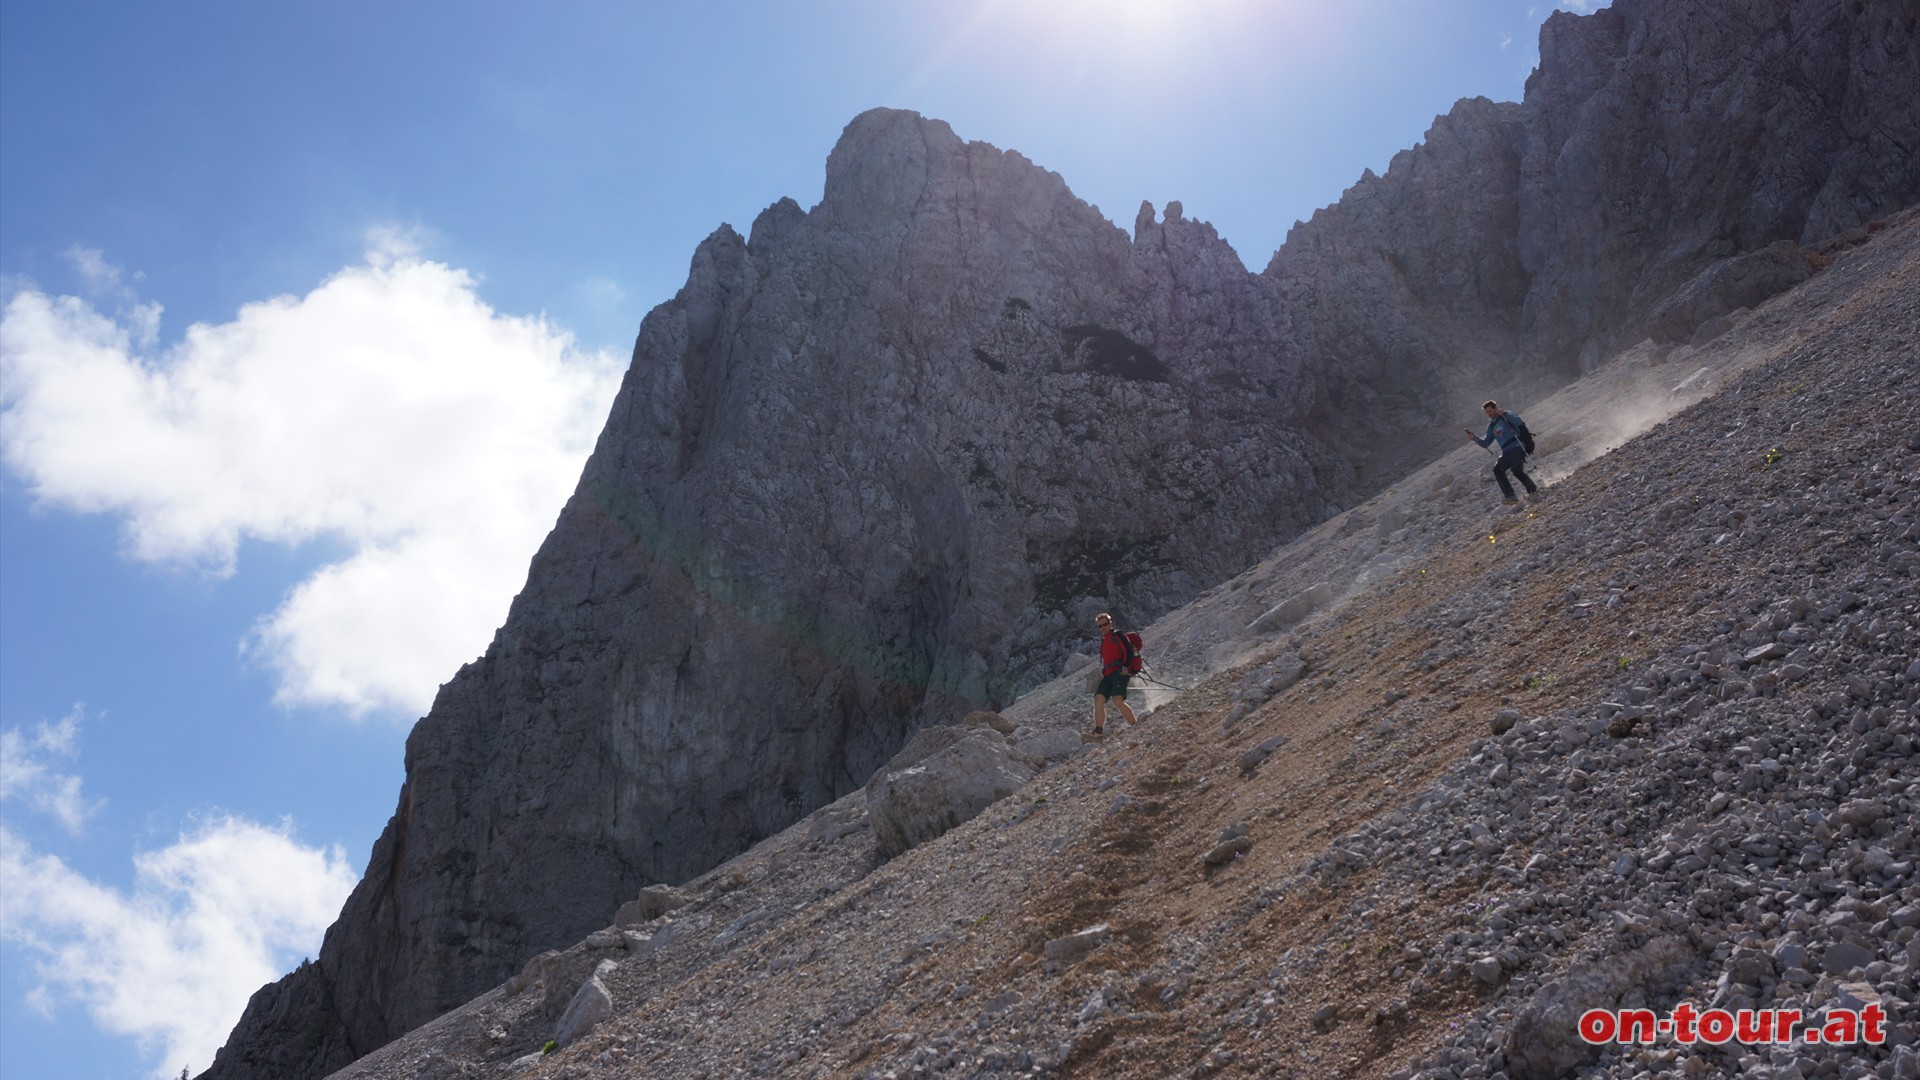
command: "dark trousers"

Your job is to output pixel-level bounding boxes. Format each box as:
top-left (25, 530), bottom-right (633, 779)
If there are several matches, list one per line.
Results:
top-left (1495, 448), bottom-right (1537, 498)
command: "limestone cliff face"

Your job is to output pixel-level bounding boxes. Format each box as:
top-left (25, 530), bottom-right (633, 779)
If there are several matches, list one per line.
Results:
top-left (203, 1), bottom-right (1919, 1075)
top-left (222, 111), bottom-right (1366, 1067)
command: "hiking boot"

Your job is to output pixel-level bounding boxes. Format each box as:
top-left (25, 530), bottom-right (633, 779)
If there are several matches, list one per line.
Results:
top-left (1526, 489), bottom-right (1545, 501)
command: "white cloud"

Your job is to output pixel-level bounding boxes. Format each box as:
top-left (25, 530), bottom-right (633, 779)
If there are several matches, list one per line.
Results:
top-left (1558, 0), bottom-right (1609, 12)
top-left (58, 245), bottom-right (161, 347)
top-left (1499, 31), bottom-right (1514, 49)
top-left (573, 274), bottom-right (627, 312)
top-left (62, 244), bottom-right (142, 300)
top-left (0, 705), bottom-right (103, 833)
top-left (0, 816), bottom-right (358, 1079)
top-left (0, 238), bottom-right (625, 717)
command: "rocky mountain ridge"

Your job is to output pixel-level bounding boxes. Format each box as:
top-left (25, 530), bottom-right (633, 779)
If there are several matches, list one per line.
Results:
top-left (332, 203), bottom-right (1919, 1080)
top-left (204, 1), bottom-right (1920, 1075)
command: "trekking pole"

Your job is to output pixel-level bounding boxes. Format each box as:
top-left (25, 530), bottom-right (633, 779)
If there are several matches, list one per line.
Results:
top-left (1136, 668), bottom-right (1187, 691)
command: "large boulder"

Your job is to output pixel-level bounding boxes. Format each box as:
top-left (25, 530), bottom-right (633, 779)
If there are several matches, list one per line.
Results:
top-left (865, 726), bottom-right (1035, 858)
top-left (553, 959), bottom-right (619, 1048)
top-left (1503, 937), bottom-right (1695, 1079)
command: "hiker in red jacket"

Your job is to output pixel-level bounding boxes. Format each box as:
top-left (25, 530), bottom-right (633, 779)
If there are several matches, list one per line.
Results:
top-left (1091, 612), bottom-right (1139, 736)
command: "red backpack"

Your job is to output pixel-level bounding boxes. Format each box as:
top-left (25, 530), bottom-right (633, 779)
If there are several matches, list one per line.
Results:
top-left (1117, 631), bottom-right (1145, 675)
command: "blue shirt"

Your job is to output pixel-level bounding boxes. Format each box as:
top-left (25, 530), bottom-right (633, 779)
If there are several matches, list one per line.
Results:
top-left (1475, 411), bottom-right (1528, 455)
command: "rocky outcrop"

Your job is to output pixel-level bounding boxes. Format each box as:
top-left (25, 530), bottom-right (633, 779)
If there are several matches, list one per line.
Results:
top-left (200, 961), bottom-right (354, 1079)
top-left (204, 2), bottom-right (1920, 1075)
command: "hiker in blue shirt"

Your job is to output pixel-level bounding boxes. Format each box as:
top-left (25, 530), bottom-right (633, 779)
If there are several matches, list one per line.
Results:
top-left (1465, 399), bottom-right (1540, 505)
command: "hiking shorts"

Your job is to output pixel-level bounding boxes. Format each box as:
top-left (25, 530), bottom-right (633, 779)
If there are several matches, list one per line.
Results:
top-left (1096, 673), bottom-right (1130, 699)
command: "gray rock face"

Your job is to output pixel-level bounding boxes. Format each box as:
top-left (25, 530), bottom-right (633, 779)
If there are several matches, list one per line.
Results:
top-left (203, 2), bottom-right (1920, 1075)
top-left (199, 961), bottom-right (354, 1080)
top-left (1267, 0), bottom-right (1920, 399)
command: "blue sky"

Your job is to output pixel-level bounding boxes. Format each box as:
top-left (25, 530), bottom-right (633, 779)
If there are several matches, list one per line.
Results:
top-left (0, 2), bottom-right (1584, 1075)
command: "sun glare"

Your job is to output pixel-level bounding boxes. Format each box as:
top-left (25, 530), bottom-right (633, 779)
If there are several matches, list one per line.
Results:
top-left (899, 0), bottom-right (1283, 99)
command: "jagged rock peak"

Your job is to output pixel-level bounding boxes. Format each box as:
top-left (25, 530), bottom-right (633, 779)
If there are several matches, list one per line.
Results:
top-left (819, 107), bottom-right (1071, 227)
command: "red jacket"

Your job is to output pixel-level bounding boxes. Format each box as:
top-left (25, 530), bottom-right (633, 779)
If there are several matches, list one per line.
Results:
top-left (1101, 630), bottom-right (1129, 676)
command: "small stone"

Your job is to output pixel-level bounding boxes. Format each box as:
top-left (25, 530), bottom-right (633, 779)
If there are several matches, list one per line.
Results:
top-left (1821, 940), bottom-right (1875, 975)
top-left (1837, 800), bottom-right (1886, 828)
top-left (1471, 956), bottom-right (1503, 984)
top-left (1044, 925), bottom-right (1111, 973)
top-left (1491, 709), bottom-right (1523, 735)
top-left (983, 990), bottom-right (1022, 1014)
top-left (1832, 981), bottom-right (1883, 1012)
top-left (1204, 835), bottom-right (1253, 866)
top-left (1238, 735), bottom-right (1289, 774)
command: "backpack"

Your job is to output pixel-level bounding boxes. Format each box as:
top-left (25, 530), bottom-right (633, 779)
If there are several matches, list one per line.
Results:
top-left (1119, 631), bottom-right (1145, 675)
top-left (1510, 415), bottom-right (1536, 455)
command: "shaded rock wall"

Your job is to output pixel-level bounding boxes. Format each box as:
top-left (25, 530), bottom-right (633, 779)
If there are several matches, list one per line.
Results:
top-left (1272, 0), bottom-right (1920, 408)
